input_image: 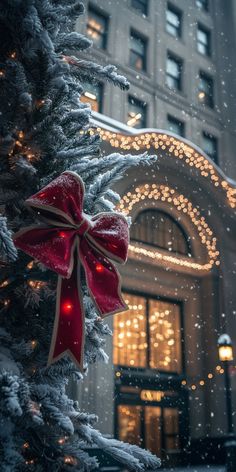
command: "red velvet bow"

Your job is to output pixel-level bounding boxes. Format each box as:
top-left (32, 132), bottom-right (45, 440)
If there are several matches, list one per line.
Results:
top-left (14, 171), bottom-right (129, 370)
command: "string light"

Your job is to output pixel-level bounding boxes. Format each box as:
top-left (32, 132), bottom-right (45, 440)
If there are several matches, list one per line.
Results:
top-left (0, 279), bottom-right (9, 288)
top-left (95, 128), bottom-right (236, 209)
top-left (64, 456), bottom-right (77, 465)
top-left (28, 280), bottom-right (46, 290)
top-left (118, 183), bottom-right (219, 271)
top-left (23, 442), bottom-right (30, 449)
top-left (31, 340), bottom-right (37, 348)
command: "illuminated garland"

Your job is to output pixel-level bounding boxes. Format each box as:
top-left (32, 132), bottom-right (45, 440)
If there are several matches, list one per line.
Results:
top-left (94, 128), bottom-right (236, 209)
top-left (118, 183), bottom-right (219, 271)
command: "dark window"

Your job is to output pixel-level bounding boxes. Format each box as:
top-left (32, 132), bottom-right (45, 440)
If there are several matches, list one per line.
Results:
top-left (166, 54), bottom-right (183, 90)
top-left (202, 132), bottom-right (218, 163)
top-left (81, 82), bottom-right (103, 113)
top-left (131, 209), bottom-right (190, 255)
top-left (167, 115), bottom-right (185, 137)
top-left (166, 5), bottom-right (182, 38)
top-left (87, 6), bottom-right (108, 49)
top-left (114, 292), bottom-right (183, 373)
top-left (198, 72), bottom-right (214, 107)
top-left (197, 25), bottom-right (211, 56)
top-left (196, 0), bottom-right (208, 11)
top-left (131, 0), bottom-right (148, 16)
top-left (130, 30), bottom-right (147, 71)
top-left (127, 96), bottom-right (147, 128)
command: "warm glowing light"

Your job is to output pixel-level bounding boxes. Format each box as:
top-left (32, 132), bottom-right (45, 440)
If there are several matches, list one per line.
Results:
top-left (218, 345), bottom-right (233, 362)
top-left (84, 91), bottom-right (97, 101)
top-left (31, 340), bottom-right (37, 348)
top-left (0, 70), bottom-right (5, 77)
top-left (199, 380), bottom-right (205, 386)
top-left (208, 373), bottom-right (213, 379)
top-left (140, 390), bottom-right (164, 402)
top-left (198, 91), bottom-right (205, 101)
top-left (181, 380), bottom-right (187, 386)
top-left (10, 51), bottom-right (17, 59)
top-left (95, 128), bottom-right (236, 209)
top-left (191, 385), bottom-right (196, 390)
top-left (64, 456), bottom-right (77, 465)
top-left (28, 280), bottom-right (46, 290)
top-left (23, 442), bottom-right (29, 449)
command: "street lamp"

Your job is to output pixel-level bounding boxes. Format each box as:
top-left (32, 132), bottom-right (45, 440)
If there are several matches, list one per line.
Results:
top-left (218, 334), bottom-right (236, 472)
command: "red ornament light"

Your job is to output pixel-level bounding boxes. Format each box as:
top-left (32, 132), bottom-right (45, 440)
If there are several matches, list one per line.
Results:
top-left (59, 231), bottom-right (67, 238)
top-left (96, 263), bottom-right (104, 273)
top-left (63, 302), bottom-right (73, 314)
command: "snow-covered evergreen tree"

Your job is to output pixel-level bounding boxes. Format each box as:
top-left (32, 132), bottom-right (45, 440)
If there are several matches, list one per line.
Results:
top-left (0, 1), bottom-right (160, 470)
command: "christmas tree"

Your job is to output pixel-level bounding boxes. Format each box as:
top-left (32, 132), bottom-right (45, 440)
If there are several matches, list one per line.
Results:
top-left (0, 1), bottom-right (161, 471)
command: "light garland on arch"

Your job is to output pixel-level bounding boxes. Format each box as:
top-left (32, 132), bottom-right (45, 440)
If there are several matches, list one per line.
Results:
top-left (93, 128), bottom-right (236, 209)
top-left (118, 183), bottom-right (219, 271)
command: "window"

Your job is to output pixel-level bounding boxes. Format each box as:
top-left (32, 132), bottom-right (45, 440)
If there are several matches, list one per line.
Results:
top-left (80, 82), bottom-right (103, 112)
top-left (113, 293), bottom-right (183, 373)
top-left (198, 72), bottom-right (214, 107)
top-left (127, 96), bottom-right (147, 128)
top-left (131, 209), bottom-right (190, 255)
top-left (130, 30), bottom-right (147, 71)
top-left (167, 115), bottom-right (185, 137)
top-left (166, 54), bottom-right (182, 90)
top-left (131, 0), bottom-right (148, 16)
top-left (87, 6), bottom-right (108, 49)
top-left (196, 0), bottom-right (208, 11)
top-left (166, 5), bottom-right (182, 38)
top-left (197, 25), bottom-right (211, 56)
top-left (202, 132), bottom-right (218, 163)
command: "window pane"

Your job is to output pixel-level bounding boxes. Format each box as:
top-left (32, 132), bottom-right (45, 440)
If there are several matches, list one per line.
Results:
top-left (87, 9), bottom-right (108, 49)
top-left (202, 133), bottom-right (218, 163)
top-left (167, 58), bottom-right (180, 77)
top-left (166, 56), bottom-right (182, 90)
top-left (198, 73), bottom-right (214, 107)
top-left (145, 407), bottom-right (162, 456)
top-left (118, 405), bottom-right (142, 445)
top-left (130, 209), bottom-right (190, 255)
top-left (80, 82), bottom-right (103, 112)
top-left (132, 0), bottom-right (148, 15)
top-left (113, 294), bottom-right (147, 368)
top-left (127, 96), bottom-right (147, 128)
top-left (130, 32), bottom-right (147, 71)
top-left (167, 115), bottom-right (184, 137)
top-left (149, 299), bottom-right (182, 373)
top-left (166, 7), bottom-right (181, 37)
top-left (197, 27), bottom-right (210, 56)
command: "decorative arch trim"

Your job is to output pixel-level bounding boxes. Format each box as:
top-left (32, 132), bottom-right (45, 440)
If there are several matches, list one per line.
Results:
top-left (94, 127), bottom-right (236, 209)
top-left (118, 183), bottom-right (220, 272)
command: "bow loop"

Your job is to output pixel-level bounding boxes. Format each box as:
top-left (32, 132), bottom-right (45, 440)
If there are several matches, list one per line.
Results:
top-left (87, 213), bottom-right (129, 264)
top-left (26, 171), bottom-right (85, 227)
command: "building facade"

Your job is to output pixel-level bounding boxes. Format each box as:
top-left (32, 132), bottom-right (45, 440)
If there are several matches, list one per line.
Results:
top-left (73, 0), bottom-right (236, 467)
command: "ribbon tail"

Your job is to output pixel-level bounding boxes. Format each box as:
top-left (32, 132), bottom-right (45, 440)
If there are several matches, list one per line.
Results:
top-left (47, 260), bottom-right (85, 371)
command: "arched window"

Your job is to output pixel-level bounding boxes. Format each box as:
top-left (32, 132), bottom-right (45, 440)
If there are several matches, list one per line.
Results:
top-left (130, 209), bottom-right (191, 256)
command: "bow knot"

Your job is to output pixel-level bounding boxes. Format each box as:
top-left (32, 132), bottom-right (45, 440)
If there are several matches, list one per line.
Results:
top-left (14, 171), bottom-right (129, 370)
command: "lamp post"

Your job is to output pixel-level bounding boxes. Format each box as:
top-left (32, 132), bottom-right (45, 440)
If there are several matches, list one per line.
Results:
top-left (218, 334), bottom-right (236, 472)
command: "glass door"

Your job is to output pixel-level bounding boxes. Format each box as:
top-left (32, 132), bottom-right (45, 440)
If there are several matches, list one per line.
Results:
top-left (118, 404), bottom-right (181, 460)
